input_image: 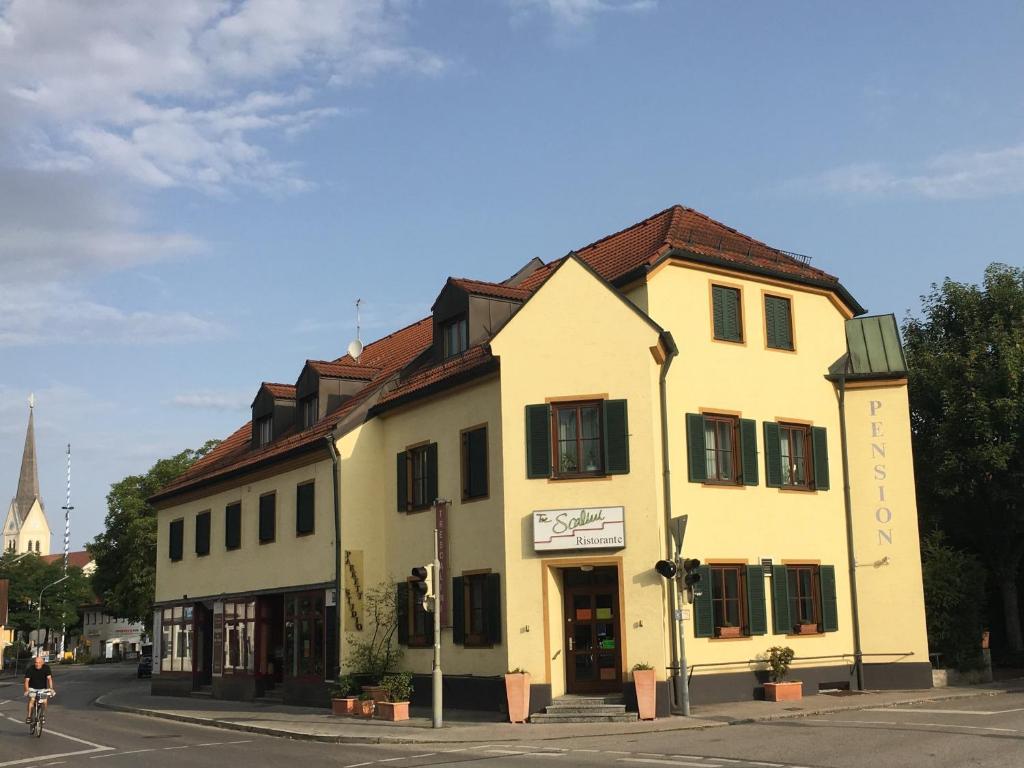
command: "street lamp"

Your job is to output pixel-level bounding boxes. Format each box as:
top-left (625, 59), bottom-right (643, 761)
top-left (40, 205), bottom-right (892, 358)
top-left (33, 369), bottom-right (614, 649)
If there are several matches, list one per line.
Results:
top-left (36, 575), bottom-right (70, 657)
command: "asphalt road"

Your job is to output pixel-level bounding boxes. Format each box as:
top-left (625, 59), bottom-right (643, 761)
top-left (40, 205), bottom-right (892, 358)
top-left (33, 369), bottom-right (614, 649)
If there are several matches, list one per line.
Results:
top-left (1, 665), bottom-right (1022, 768)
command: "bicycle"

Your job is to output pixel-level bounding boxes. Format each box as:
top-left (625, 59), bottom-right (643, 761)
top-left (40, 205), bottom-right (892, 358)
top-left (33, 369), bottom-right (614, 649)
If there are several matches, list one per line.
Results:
top-left (27, 689), bottom-right (53, 738)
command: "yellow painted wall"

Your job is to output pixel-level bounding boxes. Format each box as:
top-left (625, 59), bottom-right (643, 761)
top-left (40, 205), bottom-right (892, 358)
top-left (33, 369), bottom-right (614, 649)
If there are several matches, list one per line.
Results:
top-left (845, 383), bottom-right (929, 664)
top-left (337, 377), bottom-right (507, 677)
top-left (491, 258), bottom-right (669, 697)
top-left (12, 500), bottom-right (52, 555)
top-left (155, 459), bottom-right (336, 603)
top-left (645, 261), bottom-right (857, 679)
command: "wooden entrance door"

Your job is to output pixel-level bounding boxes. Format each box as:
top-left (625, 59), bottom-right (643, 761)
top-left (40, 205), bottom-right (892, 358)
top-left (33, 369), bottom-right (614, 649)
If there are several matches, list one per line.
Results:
top-left (564, 567), bottom-right (621, 694)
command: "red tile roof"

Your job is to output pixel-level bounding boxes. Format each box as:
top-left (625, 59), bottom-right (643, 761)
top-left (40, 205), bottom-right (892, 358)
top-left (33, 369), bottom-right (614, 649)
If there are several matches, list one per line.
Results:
top-left (262, 382), bottom-right (296, 399)
top-left (153, 205), bottom-right (853, 502)
top-left (42, 551), bottom-right (93, 569)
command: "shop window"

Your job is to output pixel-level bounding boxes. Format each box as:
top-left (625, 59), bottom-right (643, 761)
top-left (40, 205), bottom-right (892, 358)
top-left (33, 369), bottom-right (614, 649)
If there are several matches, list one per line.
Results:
top-left (194, 511), bottom-right (210, 556)
top-left (259, 493), bottom-right (276, 543)
top-left (396, 443), bottom-right (437, 512)
top-left (712, 284), bottom-right (743, 342)
top-left (296, 481), bottom-right (315, 535)
top-left (441, 315), bottom-right (468, 358)
top-left (765, 294), bottom-right (794, 350)
top-left (225, 501), bottom-right (242, 549)
top-left (452, 572), bottom-right (501, 647)
top-left (685, 413), bottom-right (758, 485)
top-left (284, 592), bottom-right (325, 679)
top-left (461, 425), bottom-right (488, 501)
top-left (764, 422), bottom-right (830, 490)
top-left (169, 519), bottom-right (184, 562)
top-left (159, 605), bottom-right (193, 672)
top-left (223, 600), bottom-right (255, 674)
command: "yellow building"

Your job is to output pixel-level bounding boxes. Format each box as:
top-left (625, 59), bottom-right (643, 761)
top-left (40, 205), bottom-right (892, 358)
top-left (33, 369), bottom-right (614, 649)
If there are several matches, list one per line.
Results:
top-left (150, 206), bottom-right (930, 712)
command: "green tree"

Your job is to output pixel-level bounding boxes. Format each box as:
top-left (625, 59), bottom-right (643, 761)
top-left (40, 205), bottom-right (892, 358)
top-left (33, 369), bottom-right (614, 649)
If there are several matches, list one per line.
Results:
top-left (87, 440), bottom-right (218, 628)
top-left (0, 552), bottom-right (93, 646)
top-left (904, 263), bottom-right (1024, 653)
top-left (920, 531), bottom-right (986, 670)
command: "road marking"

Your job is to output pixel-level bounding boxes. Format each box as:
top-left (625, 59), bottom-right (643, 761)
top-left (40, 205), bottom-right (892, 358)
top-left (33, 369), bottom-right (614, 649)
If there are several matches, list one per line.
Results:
top-left (862, 707), bottom-right (1024, 716)
top-left (377, 759), bottom-right (405, 763)
top-left (225, 741), bottom-right (253, 745)
top-left (1, 716), bottom-right (113, 768)
top-left (163, 745), bottom-right (190, 750)
top-left (408, 754), bottom-right (436, 759)
top-left (617, 760), bottom-right (708, 768)
top-left (805, 717), bottom-right (1018, 734)
top-left (344, 762), bottom-right (374, 767)
top-left (111, 749), bottom-right (155, 756)
top-left (605, 751), bottom-right (632, 755)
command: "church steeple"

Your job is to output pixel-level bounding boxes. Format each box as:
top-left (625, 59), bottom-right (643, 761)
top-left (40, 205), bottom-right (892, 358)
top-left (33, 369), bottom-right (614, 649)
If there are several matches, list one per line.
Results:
top-left (14, 394), bottom-right (41, 522)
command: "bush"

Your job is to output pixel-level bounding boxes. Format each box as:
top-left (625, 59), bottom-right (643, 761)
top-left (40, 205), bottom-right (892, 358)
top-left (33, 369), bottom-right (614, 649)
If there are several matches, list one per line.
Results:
top-left (766, 646), bottom-right (795, 683)
top-left (921, 531), bottom-right (986, 671)
top-left (345, 581), bottom-right (403, 684)
top-left (330, 674), bottom-right (357, 698)
top-left (381, 671), bottom-right (414, 703)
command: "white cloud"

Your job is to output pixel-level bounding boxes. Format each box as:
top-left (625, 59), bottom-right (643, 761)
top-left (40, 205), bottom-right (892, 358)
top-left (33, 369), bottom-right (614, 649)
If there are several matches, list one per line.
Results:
top-left (0, 0), bottom-right (443, 194)
top-left (510, 0), bottom-right (656, 28)
top-left (795, 143), bottom-right (1024, 200)
top-left (169, 392), bottom-right (252, 411)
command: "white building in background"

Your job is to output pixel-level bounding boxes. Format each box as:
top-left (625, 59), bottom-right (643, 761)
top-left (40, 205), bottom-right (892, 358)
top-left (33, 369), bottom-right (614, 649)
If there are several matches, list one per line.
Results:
top-left (3, 398), bottom-right (53, 556)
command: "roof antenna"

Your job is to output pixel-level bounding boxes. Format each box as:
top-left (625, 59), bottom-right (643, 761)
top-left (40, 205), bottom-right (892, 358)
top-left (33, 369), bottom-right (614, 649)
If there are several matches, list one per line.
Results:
top-left (347, 298), bottom-right (363, 361)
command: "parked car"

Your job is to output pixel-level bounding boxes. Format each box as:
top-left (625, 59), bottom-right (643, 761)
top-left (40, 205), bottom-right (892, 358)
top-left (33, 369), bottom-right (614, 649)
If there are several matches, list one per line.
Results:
top-left (137, 655), bottom-right (152, 678)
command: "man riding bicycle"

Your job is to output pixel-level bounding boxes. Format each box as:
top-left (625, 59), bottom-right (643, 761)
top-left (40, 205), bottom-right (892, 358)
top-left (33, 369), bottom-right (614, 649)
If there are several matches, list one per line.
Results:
top-left (24, 655), bottom-right (55, 724)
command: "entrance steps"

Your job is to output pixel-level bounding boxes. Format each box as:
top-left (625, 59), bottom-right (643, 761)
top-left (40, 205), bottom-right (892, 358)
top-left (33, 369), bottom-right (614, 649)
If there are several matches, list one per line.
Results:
top-left (529, 694), bottom-right (638, 723)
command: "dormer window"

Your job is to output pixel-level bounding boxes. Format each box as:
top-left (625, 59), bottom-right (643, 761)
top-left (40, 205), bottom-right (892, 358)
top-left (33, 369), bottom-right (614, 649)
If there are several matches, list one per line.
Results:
top-left (255, 414), bottom-right (273, 447)
top-left (300, 394), bottom-right (318, 429)
top-left (442, 315), bottom-right (468, 358)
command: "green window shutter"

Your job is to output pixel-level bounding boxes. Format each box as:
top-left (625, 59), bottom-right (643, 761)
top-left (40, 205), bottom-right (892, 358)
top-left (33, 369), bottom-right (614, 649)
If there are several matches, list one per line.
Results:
top-left (692, 565), bottom-right (714, 638)
top-left (169, 520), bottom-right (183, 561)
top-left (745, 565), bottom-right (767, 636)
top-left (763, 421), bottom-right (782, 488)
top-left (820, 565), bottom-right (839, 632)
top-left (525, 404), bottom-right (551, 479)
top-left (195, 512), bottom-right (210, 556)
top-left (765, 295), bottom-right (777, 347)
top-left (485, 573), bottom-right (502, 645)
top-left (685, 413), bottom-right (708, 483)
top-left (466, 428), bottom-right (488, 498)
top-left (296, 483), bottom-right (315, 534)
top-left (771, 565), bottom-right (792, 634)
top-left (426, 442), bottom-right (439, 505)
top-left (452, 576), bottom-right (465, 645)
top-left (766, 296), bottom-right (793, 350)
top-left (396, 582), bottom-right (409, 645)
top-left (711, 285), bottom-right (726, 339)
top-left (713, 285), bottom-right (742, 341)
top-left (259, 494), bottom-right (276, 543)
top-left (396, 451), bottom-right (408, 512)
top-left (740, 418), bottom-right (758, 486)
top-left (812, 427), bottom-right (830, 491)
top-left (225, 503), bottom-right (241, 550)
top-left (602, 399), bottom-right (630, 475)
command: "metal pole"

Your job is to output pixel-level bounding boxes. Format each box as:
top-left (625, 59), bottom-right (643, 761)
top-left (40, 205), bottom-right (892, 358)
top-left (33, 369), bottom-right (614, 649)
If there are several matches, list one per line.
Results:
top-left (60, 443), bottom-right (72, 659)
top-left (432, 528), bottom-right (443, 729)
top-left (36, 576), bottom-right (69, 658)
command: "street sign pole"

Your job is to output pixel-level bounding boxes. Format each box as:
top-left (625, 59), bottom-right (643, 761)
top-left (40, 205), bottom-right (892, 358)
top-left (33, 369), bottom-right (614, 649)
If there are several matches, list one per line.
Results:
top-left (432, 528), bottom-right (443, 729)
top-left (669, 515), bottom-right (691, 716)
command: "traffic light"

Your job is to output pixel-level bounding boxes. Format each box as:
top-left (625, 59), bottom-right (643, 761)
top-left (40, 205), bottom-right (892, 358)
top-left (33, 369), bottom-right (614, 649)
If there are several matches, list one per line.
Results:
top-left (682, 558), bottom-right (702, 588)
top-left (410, 564), bottom-right (435, 612)
top-left (654, 559), bottom-right (678, 579)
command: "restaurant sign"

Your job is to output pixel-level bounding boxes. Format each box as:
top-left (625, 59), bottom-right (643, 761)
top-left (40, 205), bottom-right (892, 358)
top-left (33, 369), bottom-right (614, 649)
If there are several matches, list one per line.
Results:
top-left (533, 506), bottom-right (625, 551)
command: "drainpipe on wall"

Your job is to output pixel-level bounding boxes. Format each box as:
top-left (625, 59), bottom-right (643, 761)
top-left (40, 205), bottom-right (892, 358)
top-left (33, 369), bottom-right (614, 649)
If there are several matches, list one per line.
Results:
top-left (834, 371), bottom-right (865, 691)
top-left (325, 436), bottom-right (343, 681)
top-left (656, 331), bottom-right (686, 713)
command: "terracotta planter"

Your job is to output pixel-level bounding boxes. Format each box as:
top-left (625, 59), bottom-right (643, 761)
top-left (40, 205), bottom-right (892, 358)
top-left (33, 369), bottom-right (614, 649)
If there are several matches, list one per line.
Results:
top-left (504, 672), bottom-right (531, 723)
top-left (633, 668), bottom-right (657, 721)
top-left (376, 701), bottom-right (410, 721)
top-left (358, 699), bottom-right (375, 717)
top-left (331, 697), bottom-right (357, 716)
top-left (982, 630), bottom-right (990, 650)
top-left (362, 684), bottom-right (387, 703)
top-left (716, 626), bottom-right (742, 638)
top-left (764, 681), bottom-right (802, 702)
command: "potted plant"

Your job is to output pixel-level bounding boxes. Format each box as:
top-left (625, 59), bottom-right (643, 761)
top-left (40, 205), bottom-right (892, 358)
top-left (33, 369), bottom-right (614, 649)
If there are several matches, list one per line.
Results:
top-left (716, 622), bottom-right (742, 639)
top-left (357, 691), bottom-right (375, 718)
top-left (377, 671), bottom-right (413, 721)
top-left (632, 663), bottom-right (657, 720)
top-left (794, 623), bottom-right (819, 635)
top-left (763, 646), bottom-right (801, 701)
top-left (330, 674), bottom-right (358, 716)
top-left (346, 581), bottom-right (404, 702)
top-left (504, 667), bottom-right (531, 723)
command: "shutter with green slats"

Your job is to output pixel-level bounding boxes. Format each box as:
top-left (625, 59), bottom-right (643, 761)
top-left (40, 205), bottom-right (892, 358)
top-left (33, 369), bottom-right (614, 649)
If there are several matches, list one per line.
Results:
top-left (603, 399), bottom-right (630, 474)
top-left (745, 565), bottom-right (767, 636)
top-left (396, 582), bottom-right (409, 645)
top-left (771, 565), bottom-right (792, 634)
top-left (812, 427), bottom-right (830, 491)
top-left (485, 573), bottom-right (502, 645)
top-left (685, 413), bottom-right (707, 483)
top-left (766, 295), bottom-right (793, 350)
top-left (692, 565), bottom-right (714, 638)
top-left (396, 451), bottom-right (408, 512)
top-left (740, 418), bottom-right (758, 486)
top-left (711, 285), bottom-right (726, 339)
top-left (525, 404), bottom-right (551, 479)
top-left (820, 565), bottom-right (839, 632)
top-left (467, 428), bottom-right (488, 498)
top-left (763, 422), bottom-right (782, 488)
top-left (713, 285), bottom-right (742, 342)
top-left (426, 442), bottom-right (439, 504)
top-left (451, 576), bottom-right (465, 645)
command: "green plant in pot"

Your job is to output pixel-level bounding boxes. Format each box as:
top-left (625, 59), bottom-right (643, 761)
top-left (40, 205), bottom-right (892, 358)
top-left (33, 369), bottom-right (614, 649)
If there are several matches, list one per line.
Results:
top-left (329, 674), bottom-right (358, 716)
top-left (377, 671), bottom-right (414, 721)
top-left (346, 580), bottom-right (403, 700)
top-left (763, 646), bottom-right (801, 702)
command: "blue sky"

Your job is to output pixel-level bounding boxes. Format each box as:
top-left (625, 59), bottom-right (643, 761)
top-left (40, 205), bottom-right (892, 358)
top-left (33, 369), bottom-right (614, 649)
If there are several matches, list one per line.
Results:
top-left (1, 0), bottom-right (1021, 546)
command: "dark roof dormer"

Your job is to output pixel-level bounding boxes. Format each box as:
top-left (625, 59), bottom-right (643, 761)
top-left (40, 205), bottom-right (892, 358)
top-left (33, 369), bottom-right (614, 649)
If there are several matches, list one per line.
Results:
top-left (430, 278), bottom-right (528, 360)
top-left (295, 360), bottom-right (380, 429)
top-left (251, 382), bottom-right (296, 449)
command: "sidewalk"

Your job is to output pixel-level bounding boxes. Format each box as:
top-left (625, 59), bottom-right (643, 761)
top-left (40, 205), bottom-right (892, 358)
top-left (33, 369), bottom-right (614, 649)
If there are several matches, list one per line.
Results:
top-left (94, 681), bottom-right (1020, 745)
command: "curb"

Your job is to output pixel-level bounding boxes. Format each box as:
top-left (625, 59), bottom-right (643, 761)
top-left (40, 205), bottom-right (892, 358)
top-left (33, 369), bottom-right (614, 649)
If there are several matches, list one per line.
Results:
top-left (93, 686), bottom-right (1009, 746)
